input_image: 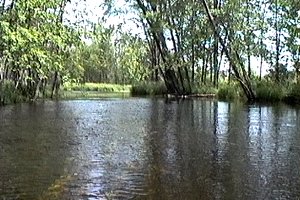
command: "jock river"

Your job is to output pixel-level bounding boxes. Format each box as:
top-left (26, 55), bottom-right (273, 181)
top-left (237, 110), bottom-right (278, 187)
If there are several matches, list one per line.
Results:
top-left (0, 98), bottom-right (300, 199)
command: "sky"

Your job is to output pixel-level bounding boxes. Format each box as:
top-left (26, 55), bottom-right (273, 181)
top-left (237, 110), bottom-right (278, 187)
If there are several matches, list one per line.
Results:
top-left (64, 0), bottom-right (142, 34)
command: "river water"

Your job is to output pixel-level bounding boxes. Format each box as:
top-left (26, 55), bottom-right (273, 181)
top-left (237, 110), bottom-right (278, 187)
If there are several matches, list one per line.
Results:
top-left (0, 98), bottom-right (300, 199)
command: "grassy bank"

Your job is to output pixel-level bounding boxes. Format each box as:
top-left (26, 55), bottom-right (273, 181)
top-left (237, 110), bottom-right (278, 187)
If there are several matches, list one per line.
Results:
top-left (284, 83), bottom-right (300, 104)
top-left (1, 80), bottom-right (300, 105)
top-left (218, 81), bottom-right (300, 103)
top-left (130, 81), bottom-right (300, 104)
top-left (63, 82), bottom-right (131, 93)
top-left (0, 80), bottom-right (26, 105)
top-left (131, 82), bottom-right (167, 96)
top-left (255, 81), bottom-right (285, 102)
top-left (217, 83), bottom-right (243, 101)
top-left (61, 83), bottom-right (131, 99)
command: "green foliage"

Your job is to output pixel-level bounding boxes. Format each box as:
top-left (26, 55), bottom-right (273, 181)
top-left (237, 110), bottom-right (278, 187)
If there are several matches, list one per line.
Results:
top-left (71, 27), bottom-right (151, 84)
top-left (0, 80), bottom-right (25, 104)
top-left (0, 0), bottom-right (82, 105)
top-left (217, 83), bottom-right (242, 101)
top-left (75, 25), bottom-right (116, 83)
top-left (192, 85), bottom-right (217, 95)
top-left (1, 0), bottom-right (300, 105)
top-left (285, 83), bottom-right (300, 103)
top-left (117, 34), bottom-right (150, 83)
top-left (255, 81), bottom-right (285, 102)
top-left (131, 82), bottom-right (167, 96)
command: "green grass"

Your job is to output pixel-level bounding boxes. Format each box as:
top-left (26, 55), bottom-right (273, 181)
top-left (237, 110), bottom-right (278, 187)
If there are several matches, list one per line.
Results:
top-left (192, 84), bottom-right (217, 95)
top-left (60, 82), bottom-right (131, 99)
top-left (255, 81), bottom-right (285, 102)
top-left (217, 83), bottom-right (242, 101)
top-left (285, 83), bottom-right (300, 103)
top-left (0, 80), bottom-right (25, 105)
top-left (63, 82), bottom-right (131, 93)
top-left (131, 82), bottom-right (167, 96)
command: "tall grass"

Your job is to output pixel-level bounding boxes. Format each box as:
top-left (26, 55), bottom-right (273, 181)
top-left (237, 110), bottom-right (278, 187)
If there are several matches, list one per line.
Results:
top-left (217, 83), bottom-right (242, 101)
top-left (131, 82), bottom-right (167, 96)
top-left (0, 80), bottom-right (25, 104)
top-left (255, 81), bottom-right (285, 102)
top-left (192, 84), bottom-right (217, 95)
top-left (63, 81), bottom-right (300, 104)
top-left (285, 83), bottom-right (300, 103)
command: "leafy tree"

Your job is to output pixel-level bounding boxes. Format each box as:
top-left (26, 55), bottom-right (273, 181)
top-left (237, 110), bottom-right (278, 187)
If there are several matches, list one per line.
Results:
top-left (0, 0), bottom-right (81, 103)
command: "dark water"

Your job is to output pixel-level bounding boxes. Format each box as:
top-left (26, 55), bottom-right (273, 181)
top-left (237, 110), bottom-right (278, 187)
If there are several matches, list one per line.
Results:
top-left (0, 99), bottom-right (300, 200)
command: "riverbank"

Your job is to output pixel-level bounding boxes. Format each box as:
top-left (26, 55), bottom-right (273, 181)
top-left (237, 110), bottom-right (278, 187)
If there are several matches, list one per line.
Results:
top-left (61, 83), bottom-right (131, 99)
top-left (63, 82), bottom-right (131, 93)
top-left (131, 81), bottom-right (300, 104)
top-left (1, 81), bottom-right (300, 105)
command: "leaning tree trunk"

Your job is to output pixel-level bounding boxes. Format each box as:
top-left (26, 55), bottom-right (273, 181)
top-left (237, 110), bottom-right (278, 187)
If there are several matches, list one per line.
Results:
top-left (136, 0), bottom-right (187, 96)
top-left (201, 0), bottom-right (256, 101)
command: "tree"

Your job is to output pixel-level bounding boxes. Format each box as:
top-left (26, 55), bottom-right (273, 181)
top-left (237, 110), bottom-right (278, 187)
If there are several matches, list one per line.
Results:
top-left (201, 0), bottom-right (256, 101)
top-left (0, 0), bottom-right (81, 103)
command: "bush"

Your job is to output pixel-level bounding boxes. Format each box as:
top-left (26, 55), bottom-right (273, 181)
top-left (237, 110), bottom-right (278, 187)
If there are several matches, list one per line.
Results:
top-left (131, 82), bottom-right (167, 96)
top-left (255, 81), bottom-right (284, 102)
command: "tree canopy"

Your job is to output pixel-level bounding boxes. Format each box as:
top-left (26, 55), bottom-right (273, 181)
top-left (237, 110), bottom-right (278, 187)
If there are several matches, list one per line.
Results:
top-left (1, 0), bottom-right (300, 104)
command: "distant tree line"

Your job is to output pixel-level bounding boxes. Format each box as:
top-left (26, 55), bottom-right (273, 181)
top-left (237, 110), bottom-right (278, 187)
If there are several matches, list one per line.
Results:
top-left (1, 0), bottom-right (300, 104)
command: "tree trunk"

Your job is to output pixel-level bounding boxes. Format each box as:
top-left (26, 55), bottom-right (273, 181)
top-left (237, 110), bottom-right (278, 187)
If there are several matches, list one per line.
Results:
top-left (275, 0), bottom-right (280, 83)
top-left (32, 79), bottom-right (42, 101)
top-left (1, 0), bottom-right (6, 15)
top-left (213, 0), bottom-right (219, 87)
top-left (136, 0), bottom-right (184, 96)
top-left (51, 71), bottom-right (59, 99)
top-left (201, 0), bottom-right (256, 101)
top-left (246, 0), bottom-right (251, 78)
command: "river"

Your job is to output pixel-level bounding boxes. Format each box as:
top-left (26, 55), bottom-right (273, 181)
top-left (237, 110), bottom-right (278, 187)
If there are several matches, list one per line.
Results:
top-left (0, 98), bottom-right (300, 199)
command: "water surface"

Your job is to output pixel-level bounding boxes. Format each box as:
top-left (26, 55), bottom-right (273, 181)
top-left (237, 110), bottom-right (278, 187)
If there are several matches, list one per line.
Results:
top-left (0, 99), bottom-right (300, 199)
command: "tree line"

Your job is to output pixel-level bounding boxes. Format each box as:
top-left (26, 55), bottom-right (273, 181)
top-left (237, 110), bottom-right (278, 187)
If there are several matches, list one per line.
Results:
top-left (129, 0), bottom-right (300, 100)
top-left (1, 0), bottom-right (300, 104)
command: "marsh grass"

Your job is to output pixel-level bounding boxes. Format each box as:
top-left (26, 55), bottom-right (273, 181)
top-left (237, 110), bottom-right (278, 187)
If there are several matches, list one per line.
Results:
top-left (255, 81), bottom-right (285, 102)
top-left (285, 83), bottom-right (300, 103)
top-left (0, 80), bottom-right (25, 104)
top-left (217, 83), bottom-right (242, 101)
top-left (131, 82), bottom-right (167, 96)
top-left (192, 84), bottom-right (217, 95)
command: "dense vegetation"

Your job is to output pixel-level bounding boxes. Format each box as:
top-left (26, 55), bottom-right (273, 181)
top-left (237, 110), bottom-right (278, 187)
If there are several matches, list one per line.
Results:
top-left (1, 0), bottom-right (300, 105)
